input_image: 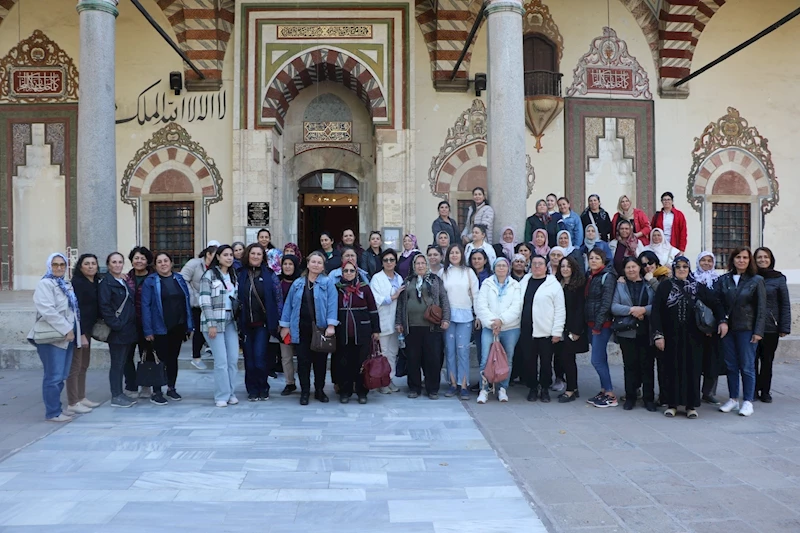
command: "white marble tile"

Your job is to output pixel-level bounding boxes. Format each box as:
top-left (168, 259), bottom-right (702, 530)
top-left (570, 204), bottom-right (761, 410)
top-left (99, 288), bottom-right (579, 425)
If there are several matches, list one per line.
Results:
top-left (240, 471), bottom-right (330, 489)
top-left (349, 457), bottom-right (426, 472)
top-left (388, 498), bottom-right (535, 523)
top-left (241, 458), bottom-right (299, 472)
top-left (433, 519), bottom-right (548, 533)
top-left (131, 471), bottom-right (245, 490)
top-left (0, 501), bottom-right (76, 526)
top-left (59, 501), bottom-right (126, 525)
top-left (0, 472), bottom-right (18, 487)
top-left (464, 485), bottom-right (524, 499)
top-left (330, 471), bottom-right (389, 488)
top-left (269, 428), bottom-right (323, 437)
top-left (276, 488), bottom-right (366, 501)
top-left (173, 489), bottom-right (279, 502)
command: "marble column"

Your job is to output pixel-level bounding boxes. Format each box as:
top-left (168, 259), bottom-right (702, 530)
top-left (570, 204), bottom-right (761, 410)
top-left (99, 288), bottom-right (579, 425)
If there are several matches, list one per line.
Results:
top-left (485, 0), bottom-right (526, 242)
top-left (76, 0), bottom-right (119, 263)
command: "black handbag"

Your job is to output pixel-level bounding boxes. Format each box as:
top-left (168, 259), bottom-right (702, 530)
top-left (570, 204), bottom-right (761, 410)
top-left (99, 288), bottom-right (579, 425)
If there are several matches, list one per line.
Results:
top-left (395, 347), bottom-right (408, 378)
top-left (137, 351), bottom-right (168, 387)
top-left (611, 315), bottom-right (640, 333)
top-left (695, 299), bottom-right (716, 334)
top-left (305, 281), bottom-right (336, 353)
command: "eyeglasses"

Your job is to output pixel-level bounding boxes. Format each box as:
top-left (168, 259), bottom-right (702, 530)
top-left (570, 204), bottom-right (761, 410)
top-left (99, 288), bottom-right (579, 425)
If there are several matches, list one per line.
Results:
top-left (51, 263), bottom-right (67, 268)
top-left (342, 269), bottom-right (356, 274)
top-left (675, 264), bottom-right (689, 270)
top-left (382, 258), bottom-right (396, 263)
top-left (661, 198), bottom-right (673, 202)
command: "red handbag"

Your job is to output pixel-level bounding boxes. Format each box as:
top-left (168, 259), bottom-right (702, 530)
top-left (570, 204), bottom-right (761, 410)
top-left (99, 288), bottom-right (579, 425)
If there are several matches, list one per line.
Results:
top-left (483, 336), bottom-right (510, 384)
top-left (362, 339), bottom-right (391, 390)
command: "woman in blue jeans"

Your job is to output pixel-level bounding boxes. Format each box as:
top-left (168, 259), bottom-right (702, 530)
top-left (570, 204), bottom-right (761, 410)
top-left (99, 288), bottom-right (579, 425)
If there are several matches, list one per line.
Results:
top-left (468, 250), bottom-right (492, 392)
top-left (715, 247), bottom-right (766, 417)
top-left (584, 248), bottom-right (618, 408)
top-left (474, 258), bottom-right (522, 404)
top-left (199, 245), bottom-right (240, 407)
top-left (442, 244), bottom-right (480, 400)
top-left (237, 243), bottom-right (282, 401)
top-left (27, 253), bottom-right (81, 422)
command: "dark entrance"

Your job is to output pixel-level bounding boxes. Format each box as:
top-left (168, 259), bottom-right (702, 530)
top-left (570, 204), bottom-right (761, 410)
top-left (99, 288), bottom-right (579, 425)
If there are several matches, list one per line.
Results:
top-left (297, 170), bottom-right (359, 256)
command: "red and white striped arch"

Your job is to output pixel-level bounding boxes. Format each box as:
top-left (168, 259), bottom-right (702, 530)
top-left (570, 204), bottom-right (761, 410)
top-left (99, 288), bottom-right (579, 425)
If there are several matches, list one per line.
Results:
top-left (433, 142), bottom-right (487, 196)
top-left (415, 0), bottom-right (484, 85)
top-left (126, 146), bottom-right (220, 199)
top-left (693, 147), bottom-right (770, 198)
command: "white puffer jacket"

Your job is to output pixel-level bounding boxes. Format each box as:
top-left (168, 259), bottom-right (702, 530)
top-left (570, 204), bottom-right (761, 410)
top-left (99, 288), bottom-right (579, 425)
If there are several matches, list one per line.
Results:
top-left (369, 270), bottom-right (403, 336)
top-left (474, 275), bottom-right (522, 331)
top-left (521, 275), bottom-right (566, 338)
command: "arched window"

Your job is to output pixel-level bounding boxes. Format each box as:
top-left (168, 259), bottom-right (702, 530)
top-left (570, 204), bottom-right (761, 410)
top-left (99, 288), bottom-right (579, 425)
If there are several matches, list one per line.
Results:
top-left (523, 34), bottom-right (561, 97)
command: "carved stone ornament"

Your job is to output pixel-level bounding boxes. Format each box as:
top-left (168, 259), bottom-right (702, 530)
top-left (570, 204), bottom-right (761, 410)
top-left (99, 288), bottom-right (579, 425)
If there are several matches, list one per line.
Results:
top-left (0, 30), bottom-right (79, 103)
top-left (687, 107), bottom-right (779, 214)
top-left (121, 123), bottom-right (223, 213)
top-left (523, 0), bottom-right (564, 62)
top-left (428, 99), bottom-right (535, 200)
top-left (566, 27), bottom-right (652, 99)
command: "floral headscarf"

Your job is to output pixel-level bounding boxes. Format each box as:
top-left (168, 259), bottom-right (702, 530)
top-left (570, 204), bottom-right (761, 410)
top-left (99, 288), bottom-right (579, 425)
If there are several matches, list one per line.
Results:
top-left (402, 234), bottom-right (419, 258)
top-left (266, 248), bottom-right (283, 275)
top-left (336, 259), bottom-right (364, 306)
top-left (531, 228), bottom-right (550, 258)
top-left (694, 250), bottom-right (718, 288)
top-left (43, 252), bottom-right (80, 322)
top-left (666, 256), bottom-right (697, 316)
top-left (282, 242), bottom-right (303, 264)
top-left (500, 226), bottom-right (518, 261)
top-left (616, 221), bottom-right (640, 257)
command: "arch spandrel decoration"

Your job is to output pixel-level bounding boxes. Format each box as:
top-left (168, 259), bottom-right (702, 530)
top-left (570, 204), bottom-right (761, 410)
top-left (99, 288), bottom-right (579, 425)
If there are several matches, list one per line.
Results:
top-left (688, 107), bottom-right (778, 214)
top-left (261, 47), bottom-right (388, 130)
top-left (429, 99), bottom-right (535, 200)
top-left (523, 0), bottom-right (564, 61)
top-left (121, 123), bottom-right (223, 213)
top-left (0, 30), bottom-right (79, 103)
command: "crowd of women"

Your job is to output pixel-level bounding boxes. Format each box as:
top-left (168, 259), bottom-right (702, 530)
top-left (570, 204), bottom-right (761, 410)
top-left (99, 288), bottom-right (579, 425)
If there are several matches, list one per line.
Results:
top-left (27, 189), bottom-right (790, 421)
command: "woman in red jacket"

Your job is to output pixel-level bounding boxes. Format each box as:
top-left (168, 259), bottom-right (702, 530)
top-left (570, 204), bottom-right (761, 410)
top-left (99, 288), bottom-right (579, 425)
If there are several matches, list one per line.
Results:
top-left (651, 192), bottom-right (688, 254)
top-left (611, 195), bottom-right (651, 246)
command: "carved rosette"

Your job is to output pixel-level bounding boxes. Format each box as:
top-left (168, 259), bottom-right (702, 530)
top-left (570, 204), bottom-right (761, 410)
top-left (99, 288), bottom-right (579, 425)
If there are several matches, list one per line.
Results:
top-left (566, 27), bottom-right (652, 99)
top-left (0, 30), bottom-right (79, 103)
top-left (687, 107), bottom-right (779, 214)
top-left (120, 123), bottom-right (224, 213)
top-left (428, 99), bottom-right (535, 200)
top-left (523, 0), bottom-right (564, 61)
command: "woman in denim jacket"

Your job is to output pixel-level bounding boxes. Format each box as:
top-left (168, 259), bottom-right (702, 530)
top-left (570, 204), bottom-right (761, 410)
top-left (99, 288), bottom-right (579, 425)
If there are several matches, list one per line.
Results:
top-left (279, 251), bottom-right (339, 405)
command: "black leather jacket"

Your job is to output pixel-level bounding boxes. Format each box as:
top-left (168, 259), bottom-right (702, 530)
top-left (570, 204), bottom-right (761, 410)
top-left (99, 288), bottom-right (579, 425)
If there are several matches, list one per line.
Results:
top-left (359, 248), bottom-right (382, 281)
top-left (97, 273), bottom-right (138, 344)
top-left (716, 273), bottom-right (766, 336)
top-left (763, 274), bottom-right (791, 335)
top-left (584, 264), bottom-right (616, 329)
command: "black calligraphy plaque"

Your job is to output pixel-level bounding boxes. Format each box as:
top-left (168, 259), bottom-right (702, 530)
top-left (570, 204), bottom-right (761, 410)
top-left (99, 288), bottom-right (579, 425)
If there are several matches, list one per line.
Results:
top-left (247, 202), bottom-right (269, 226)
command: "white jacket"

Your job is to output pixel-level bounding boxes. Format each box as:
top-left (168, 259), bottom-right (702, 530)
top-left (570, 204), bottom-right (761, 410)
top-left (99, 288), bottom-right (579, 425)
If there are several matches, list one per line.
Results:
top-left (523, 275), bottom-right (566, 338)
top-left (369, 270), bottom-right (402, 336)
top-left (474, 275), bottom-right (522, 331)
top-left (465, 241), bottom-right (497, 265)
top-left (442, 266), bottom-right (479, 314)
top-left (28, 278), bottom-right (81, 349)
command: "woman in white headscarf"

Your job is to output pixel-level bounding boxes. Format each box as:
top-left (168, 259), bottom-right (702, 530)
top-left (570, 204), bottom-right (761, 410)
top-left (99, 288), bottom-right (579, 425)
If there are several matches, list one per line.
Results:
top-left (695, 250), bottom-right (724, 404)
top-left (645, 228), bottom-right (680, 268)
top-left (556, 229), bottom-right (583, 266)
top-left (28, 253), bottom-right (82, 422)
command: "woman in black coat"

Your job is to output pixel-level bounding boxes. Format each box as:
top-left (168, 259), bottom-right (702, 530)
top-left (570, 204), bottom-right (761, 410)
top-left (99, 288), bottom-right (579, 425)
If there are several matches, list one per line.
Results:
top-left (97, 252), bottom-right (138, 408)
top-left (360, 231), bottom-right (384, 281)
top-left (66, 254), bottom-right (101, 413)
top-left (754, 247), bottom-right (791, 403)
top-left (431, 200), bottom-right (460, 247)
top-left (555, 256), bottom-right (588, 402)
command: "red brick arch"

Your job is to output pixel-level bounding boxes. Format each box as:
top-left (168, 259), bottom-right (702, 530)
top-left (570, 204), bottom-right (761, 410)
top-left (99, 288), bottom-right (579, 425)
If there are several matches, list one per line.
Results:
top-left (261, 48), bottom-right (388, 129)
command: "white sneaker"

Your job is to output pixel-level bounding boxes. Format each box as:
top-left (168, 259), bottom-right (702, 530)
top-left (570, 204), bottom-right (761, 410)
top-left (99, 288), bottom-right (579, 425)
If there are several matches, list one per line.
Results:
top-left (498, 387), bottom-right (509, 402)
top-left (68, 403), bottom-right (92, 414)
top-left (80, 398), bottom-right (101, 408)
top-left (47, 413), bottom-right (73, 423)
top-left (378, 386), bottom-right (392, 394)
top-left (228, 395), bottom-right (239, 405)
top-left (388, 382), bottom-right (400, 393)
top-left (124, 390), bottom-right (138, 399)
top-left (477, 390), bottom-right (489, 404)
top-left (550, 379), bottom-right (566, 392)
top-left (719, 398), bottom-right (740, 413)
top-left (191, 358), bottom-right (208, 370)
top-left (739, 400), bottom-right (754, 417)
top-left (215, 401), bottom-right (228, 407)
top-left (139, 386), bottom-right (152, 399)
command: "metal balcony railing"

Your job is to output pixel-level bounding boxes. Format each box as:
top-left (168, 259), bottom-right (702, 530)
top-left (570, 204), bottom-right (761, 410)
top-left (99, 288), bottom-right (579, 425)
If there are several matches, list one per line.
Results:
top-left (524, 70), bottom-right (563, 97)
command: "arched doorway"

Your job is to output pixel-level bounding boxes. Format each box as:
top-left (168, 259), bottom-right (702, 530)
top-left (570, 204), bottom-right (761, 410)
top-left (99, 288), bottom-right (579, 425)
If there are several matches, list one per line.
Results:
top-left (297, 170), bottom-right (359, 254)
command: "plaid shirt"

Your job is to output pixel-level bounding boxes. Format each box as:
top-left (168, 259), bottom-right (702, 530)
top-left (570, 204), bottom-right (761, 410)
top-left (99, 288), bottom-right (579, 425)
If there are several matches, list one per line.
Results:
top-left (198, 268), bottom-right (238, 333)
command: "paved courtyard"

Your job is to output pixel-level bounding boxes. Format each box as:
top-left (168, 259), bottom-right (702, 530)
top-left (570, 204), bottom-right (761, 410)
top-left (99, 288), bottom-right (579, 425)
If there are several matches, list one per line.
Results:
top-left (0, 360), bottom-right (799, 532)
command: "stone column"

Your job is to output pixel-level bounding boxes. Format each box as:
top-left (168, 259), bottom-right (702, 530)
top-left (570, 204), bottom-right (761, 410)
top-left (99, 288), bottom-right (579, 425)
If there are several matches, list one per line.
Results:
top-left (485, 0), bottom-right (526, 242)
top-left (76, 0), bottom-right (119, 263)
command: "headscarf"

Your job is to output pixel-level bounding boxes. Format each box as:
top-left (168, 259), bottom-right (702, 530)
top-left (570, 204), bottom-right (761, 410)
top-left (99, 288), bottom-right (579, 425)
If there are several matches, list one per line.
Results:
top-left (492, 258), bottom-right (512, 297)
top-left (755, 247), bottom-right (783, 279)
top-left (266, 248), bottom-right (283, 275)
top-left (282, 242), bottom-right (303, 264)
top-left (534, 199), bottom-right (551, 224)
top-left (617, 194), bottom-right (634, 220)
top-left (512, 253), bottom-right (526, 265)
top-left (548, 246), bottom-right (566, 275)
top-left (645, 228), bottom-right (672, 266)
top-left (500, 226), bottom-right (518, 261)
top-left (583, 223), bottom-right (599, 252)
top-left (531, 229), bottom-right (550, 258)
top-left (402, 234), bottom-right (420, 258)
top-left (616, 221), bottom-right (640, 257)
top-left (43, 252), bottom-right (80, 322)
top-left (694, 250), bottom-right (719, 288)
top-left (336, 259), bottom-right (364, 306)
top-left (279, 254), bottom-right (300, 282)
top-left (666, 257), bottom-right (697, 323)
top-left (556, 230), bottom-right (575, 256)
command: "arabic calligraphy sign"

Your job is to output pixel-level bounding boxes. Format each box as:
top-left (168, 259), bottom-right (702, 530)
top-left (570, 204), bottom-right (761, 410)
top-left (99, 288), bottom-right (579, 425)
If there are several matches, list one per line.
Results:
top-left (9, 67), bottom-right (65, 98)
top-left (303, 121), bottom-right (352, 142)
top-left (586, 67), bottom-right (633, 93)
top-left (115, 79), bottom-right (227, 126)
top-left (277, 25), bottom-right (373, 39)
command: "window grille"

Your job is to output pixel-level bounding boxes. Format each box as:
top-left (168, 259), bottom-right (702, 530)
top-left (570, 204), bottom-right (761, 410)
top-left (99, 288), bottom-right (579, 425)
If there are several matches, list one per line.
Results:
top-left (712, 203), bottom-right (750, 269)
top-left (149, 202), bottom-right (195, 269)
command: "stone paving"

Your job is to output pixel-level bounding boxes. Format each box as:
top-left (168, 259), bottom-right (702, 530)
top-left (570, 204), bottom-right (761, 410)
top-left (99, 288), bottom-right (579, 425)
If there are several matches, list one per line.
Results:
top-left (468, 361), bottom-right (800, 533)
top-left (0, 370), bottom-right (544, 532)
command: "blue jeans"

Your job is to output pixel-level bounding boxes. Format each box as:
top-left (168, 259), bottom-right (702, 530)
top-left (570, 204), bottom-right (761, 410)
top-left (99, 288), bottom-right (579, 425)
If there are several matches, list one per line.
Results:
top-left (446, 321), bottom-right (472, 387)
top-left (242, 326), bottom-right (270, 396)
top-left (36, 342), bottom-right (74, 419)
top-left (479, 327), bottom-right (521, 391)
top-left (591, 327), bottom-right (614, 392)
top-left (204, 318), bottom-right (240, 403)
top-left (721, 330), bottom-right (757, 402)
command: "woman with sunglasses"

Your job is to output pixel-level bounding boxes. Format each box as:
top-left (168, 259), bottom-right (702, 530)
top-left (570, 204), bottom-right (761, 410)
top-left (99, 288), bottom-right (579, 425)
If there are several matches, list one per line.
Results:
top-left (651, 256), bottom-right (725, 418)
top-left (335, 259), bottom-right (380, 404)
top-left (360, 231), bottom-right (384, 280)
top-left (369, 249), bottom-right (405, 393)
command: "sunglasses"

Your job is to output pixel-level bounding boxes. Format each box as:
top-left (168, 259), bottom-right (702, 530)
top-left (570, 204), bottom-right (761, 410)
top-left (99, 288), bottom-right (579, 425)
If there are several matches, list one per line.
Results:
top-left (383, 257), bottom-right (396, 263)
top-left (641, 261), bottom-right (650, 266)
top-left (675, 264), bottom-right (689, 270)
top-left (51, 263), bottom-right (67, 268)
top-left (342, 269), bottom-right (356, 274)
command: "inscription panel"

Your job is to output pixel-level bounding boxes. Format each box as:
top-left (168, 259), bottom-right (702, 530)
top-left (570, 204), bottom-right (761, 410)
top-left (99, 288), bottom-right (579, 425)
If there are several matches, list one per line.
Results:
top-left (277, 25), bottom-right (373, 39)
